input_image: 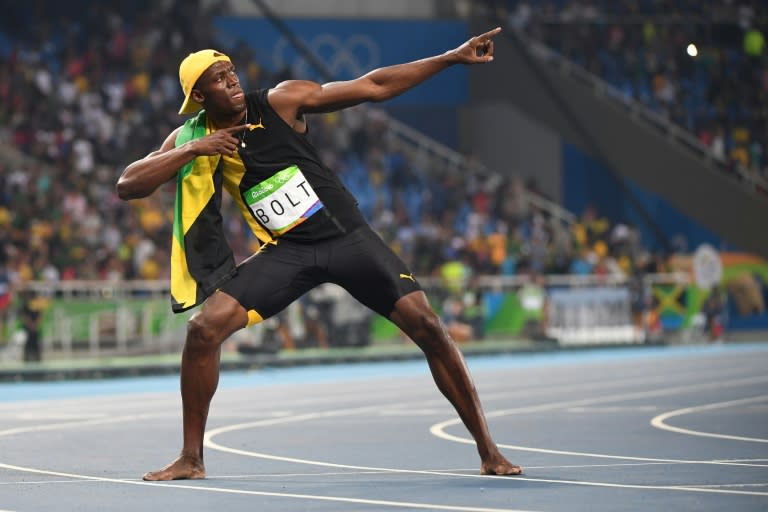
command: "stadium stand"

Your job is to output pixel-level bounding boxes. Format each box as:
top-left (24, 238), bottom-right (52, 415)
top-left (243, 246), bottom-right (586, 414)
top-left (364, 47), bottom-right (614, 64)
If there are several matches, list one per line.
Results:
top-left (0, 0), bottom-right (660, 288)
top-left (0, 0), bottom-right (765, 357)
top-left (498, 0), bottom-right (768, 188)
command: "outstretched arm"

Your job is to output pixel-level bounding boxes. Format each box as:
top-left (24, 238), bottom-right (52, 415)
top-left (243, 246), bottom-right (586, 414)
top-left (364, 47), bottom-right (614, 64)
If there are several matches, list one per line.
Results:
top-left (268, 27), bottom-right (501, 126)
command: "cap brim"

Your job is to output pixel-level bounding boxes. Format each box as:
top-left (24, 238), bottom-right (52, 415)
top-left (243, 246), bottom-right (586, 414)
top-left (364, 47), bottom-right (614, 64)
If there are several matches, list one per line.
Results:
top-left (178, 96), bottom-right (202, 115)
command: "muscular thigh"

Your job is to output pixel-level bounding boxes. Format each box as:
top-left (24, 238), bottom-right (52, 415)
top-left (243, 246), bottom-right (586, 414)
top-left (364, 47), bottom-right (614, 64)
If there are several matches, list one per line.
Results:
top-left (219, 241), bottom-right (322, 321)
top-left (326, 227), bottom-right (422, 317)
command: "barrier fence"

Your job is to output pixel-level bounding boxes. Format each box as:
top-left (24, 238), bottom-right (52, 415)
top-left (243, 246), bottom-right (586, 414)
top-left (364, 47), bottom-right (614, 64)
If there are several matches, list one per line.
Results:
top-left (0, 272), bottom-right (716, 362)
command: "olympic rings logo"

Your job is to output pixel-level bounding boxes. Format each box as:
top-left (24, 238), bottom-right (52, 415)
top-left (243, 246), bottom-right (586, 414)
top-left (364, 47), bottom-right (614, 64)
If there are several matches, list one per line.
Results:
top-left (273, 33), bottom-right (381, 80)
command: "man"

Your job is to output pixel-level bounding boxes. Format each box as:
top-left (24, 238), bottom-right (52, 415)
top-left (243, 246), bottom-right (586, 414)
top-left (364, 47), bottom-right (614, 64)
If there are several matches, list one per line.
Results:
top-left (117, 27), bottom-right (522, 480)
top-left (19, 289), bottom-right (43, 362)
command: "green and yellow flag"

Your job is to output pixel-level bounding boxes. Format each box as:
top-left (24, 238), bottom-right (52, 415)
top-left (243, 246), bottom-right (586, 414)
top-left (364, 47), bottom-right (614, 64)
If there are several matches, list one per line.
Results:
top-left (170, 111), bottom-right (237, 313)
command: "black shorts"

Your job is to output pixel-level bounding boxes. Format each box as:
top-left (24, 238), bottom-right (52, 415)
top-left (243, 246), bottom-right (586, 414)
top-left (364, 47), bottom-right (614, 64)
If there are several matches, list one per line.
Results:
top-left (219, 226), bottom-right (422, 324)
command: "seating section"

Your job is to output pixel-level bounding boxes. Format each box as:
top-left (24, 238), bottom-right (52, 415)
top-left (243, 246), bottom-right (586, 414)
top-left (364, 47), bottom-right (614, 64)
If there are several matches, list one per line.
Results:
top-left (501, 0), bottom-right (767, 183)
top-left (2, 0), bottom-right (729, 291)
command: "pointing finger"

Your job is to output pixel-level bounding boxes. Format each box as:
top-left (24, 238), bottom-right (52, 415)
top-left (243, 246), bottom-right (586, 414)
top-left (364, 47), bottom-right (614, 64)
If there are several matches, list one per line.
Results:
top-left (478, 27), bottom-right (502, 40)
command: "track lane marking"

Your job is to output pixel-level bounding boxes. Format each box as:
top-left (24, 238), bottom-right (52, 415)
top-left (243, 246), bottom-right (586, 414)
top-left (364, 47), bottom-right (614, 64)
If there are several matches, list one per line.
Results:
top-left (650, 395), bottom-right (768, 443)
top-left (430, 374), bottom-right (768, 467)
top-left (1, 356), bottom-right (767, 506)
top-left (0, 462), bottom-right (536, 512)
top-left (203, 437), bottom-right (768, 497)
top-left (0, 358), bottom-right (759, 411)
top-left (202, 374), bottom-right (768, 496)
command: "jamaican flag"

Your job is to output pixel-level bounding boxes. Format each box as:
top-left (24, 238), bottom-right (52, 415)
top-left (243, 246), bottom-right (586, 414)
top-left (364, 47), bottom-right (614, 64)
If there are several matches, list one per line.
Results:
top-left (170, 111), bottom-right (237, 313)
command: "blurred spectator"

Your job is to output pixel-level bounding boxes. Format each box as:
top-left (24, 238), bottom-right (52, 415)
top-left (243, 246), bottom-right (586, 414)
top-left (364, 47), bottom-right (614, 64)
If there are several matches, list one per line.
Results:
top-left (441, 283), bottom-right (486, 343)
top-left (0, 261), bottom-right (10, 344)
top-left (517, 270), bottom-right (550, 341)
top-left (19, 288), bottom-right (45, 362)
top-left (442, 294), bottom-right (474, 343)
top-left (703, 286), bottom-right (727, 341)
top-left (744, 25), bottom-right (765, 59)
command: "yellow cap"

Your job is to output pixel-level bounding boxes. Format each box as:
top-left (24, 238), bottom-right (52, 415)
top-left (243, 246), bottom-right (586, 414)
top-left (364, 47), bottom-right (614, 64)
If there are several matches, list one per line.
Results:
top-left (178, 49), bottom-right (231, 114)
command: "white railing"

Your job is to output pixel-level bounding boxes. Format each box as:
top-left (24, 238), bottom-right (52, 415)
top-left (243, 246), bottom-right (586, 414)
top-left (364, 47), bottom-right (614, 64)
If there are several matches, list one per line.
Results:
top-left (20, 272), bottom-right (687, 296)
top-left (2, 280), bottom-right (187, 360)
top-left (418, 271), bottom-right (688, 292)
top-left (0, 273), bottom-right (694, 360)
top-left (23, 279), bottom-right (170, 298)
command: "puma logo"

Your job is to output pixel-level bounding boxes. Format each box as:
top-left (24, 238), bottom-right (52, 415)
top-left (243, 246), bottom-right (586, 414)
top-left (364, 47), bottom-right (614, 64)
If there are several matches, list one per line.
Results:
top-left (399, 273), bottom-right (416, 282)
top-left (248, 117), bottom-right (266, 130)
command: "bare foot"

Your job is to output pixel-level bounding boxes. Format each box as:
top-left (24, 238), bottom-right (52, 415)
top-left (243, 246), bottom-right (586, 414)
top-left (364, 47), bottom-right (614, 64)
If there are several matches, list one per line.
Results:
top-left (142, 455), bottom-right (206, 481)
top-left (481, 454), bottom-right (523, 476)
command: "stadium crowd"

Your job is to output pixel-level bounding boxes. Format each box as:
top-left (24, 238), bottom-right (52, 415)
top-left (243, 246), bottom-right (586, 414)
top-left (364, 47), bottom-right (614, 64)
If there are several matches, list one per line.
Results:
top-left (0, 2), bottom-right (664, 298)
top-left (0, 0), bottom-right (682, 306)
top-left (499, 0), bottom-right (768, 185)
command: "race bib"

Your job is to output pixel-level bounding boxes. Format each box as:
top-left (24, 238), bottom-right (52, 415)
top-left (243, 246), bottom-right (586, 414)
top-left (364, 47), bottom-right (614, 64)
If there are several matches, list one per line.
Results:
top-left (244, 165), bottom-right (323, 235)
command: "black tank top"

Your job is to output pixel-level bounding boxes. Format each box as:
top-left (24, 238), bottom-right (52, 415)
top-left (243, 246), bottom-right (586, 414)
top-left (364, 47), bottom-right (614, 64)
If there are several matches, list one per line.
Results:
top-left (235, 89), bottom-right (366, 242)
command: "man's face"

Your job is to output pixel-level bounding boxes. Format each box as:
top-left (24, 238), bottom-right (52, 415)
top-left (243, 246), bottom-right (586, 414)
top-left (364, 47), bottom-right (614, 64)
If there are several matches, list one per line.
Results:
top-left (192, 60), bottom-right (246, 114)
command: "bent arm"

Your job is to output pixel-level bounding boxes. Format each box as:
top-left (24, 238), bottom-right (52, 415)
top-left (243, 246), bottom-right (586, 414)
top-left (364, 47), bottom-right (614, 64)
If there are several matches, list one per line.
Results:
top-left (116, 127), bottom-right (188, 200)
top-left (116, 124), bottom-right (249, 200)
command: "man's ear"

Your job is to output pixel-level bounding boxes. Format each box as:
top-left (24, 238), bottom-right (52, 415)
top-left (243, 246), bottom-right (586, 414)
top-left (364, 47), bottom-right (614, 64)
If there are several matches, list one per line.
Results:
top-left (191, 89), bottom-right (205, 105)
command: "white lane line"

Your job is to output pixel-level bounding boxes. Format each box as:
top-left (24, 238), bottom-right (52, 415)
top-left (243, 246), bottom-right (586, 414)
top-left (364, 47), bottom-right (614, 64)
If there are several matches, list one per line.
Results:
top-left (213, 460), bottom-right (768, 476)
top-left (214, 470), bottom-right (391, 478)
top-left (202, 367), bottom-right (750, 422)
top-left (430, 374), bottom-right (768, 467)
top-left (459, 366), bottom-right (756, 407)
top-left (2, 462), bottom-right (751, 484)
top-left (1, 362), bottom-right (766, 506)
top-left (0, 462), bottom-right (536, 512)
top-left (566, 406), bottom-right (659, 413)
top-left (203, 396), bottom-right (768, 496)
top-left (650, 395), bottom-right (768, 443)
top-left (203, 437), bottom-right (768, 497)
top-left (0, 382), bottom-right (418, 413)
top-left (12, 413), bottom-right (109, 420)
top-left (714, 459), bottom-right (768, 462)
top-left (0, 413), bottom-right (163, 438)
top-left (0, 472), bottom-right (388, 483)
top-left (524, 462), bottom-right (685, 470)
top-left (0, 404), bottom-right (541, 511)
top-left (0, 479), bottom-right (107, 485)
top-left (0, 364), bottom-right (756, 441)
top-left (377, 409), bottom-right (445, 416)
top-left (1, 375), bottom-right (764, 453)
top-left (0, 362), bottom-right (754, 413)
top-left (497, 461), bottom-right (768, 471)
top-left (683, 482), bottom-right (768, 489)
top-left (5, 373), bottom-right (759, 468)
